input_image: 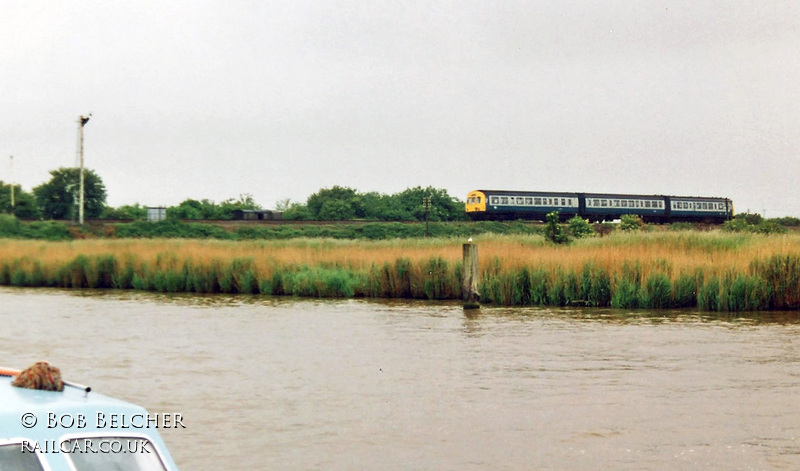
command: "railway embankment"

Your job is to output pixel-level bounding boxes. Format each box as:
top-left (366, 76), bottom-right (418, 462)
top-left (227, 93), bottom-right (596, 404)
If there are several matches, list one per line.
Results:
top-left (1, 231), bottom-right (799, 312)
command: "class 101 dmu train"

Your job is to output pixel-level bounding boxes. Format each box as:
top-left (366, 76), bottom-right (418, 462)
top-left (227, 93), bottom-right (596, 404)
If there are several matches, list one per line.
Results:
top-left (465, 189), bottom-right (734, 224)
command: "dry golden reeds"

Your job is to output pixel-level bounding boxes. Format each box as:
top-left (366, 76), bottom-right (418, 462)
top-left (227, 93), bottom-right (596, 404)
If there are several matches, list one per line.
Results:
top-left (0, 231), bottom-right (799, 311)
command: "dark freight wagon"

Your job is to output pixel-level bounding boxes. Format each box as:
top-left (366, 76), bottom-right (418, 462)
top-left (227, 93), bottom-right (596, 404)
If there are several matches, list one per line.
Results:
top-left (232, 209), bottom-right (283, 221)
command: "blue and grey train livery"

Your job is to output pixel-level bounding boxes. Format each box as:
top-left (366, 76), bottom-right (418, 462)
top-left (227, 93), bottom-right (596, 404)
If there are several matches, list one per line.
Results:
top-left (465, 190), bottom-right (733, 223)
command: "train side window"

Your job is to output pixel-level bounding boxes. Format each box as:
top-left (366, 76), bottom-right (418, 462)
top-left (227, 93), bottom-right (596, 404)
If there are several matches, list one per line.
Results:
top-left (593, 199), bottom-right (599, 206)
top-left (525, 197), bottom-right (533, 205)
top-left (500, 197), bottom-right (508, 204)
top-left (516, 197), bottom-right (523, 205)
top-left (491, 197), bottom-right (499, 205)
top-left (534, 197), bottom-right (542, 205)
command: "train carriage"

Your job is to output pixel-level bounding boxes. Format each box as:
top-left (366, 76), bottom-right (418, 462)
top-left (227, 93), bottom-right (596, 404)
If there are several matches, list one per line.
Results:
top-left (668, 196), bottom-right (733, 223)
top-left (466, 190), bottom-right (579, 221)
top-left (582, 193), bottom-right (667, 223)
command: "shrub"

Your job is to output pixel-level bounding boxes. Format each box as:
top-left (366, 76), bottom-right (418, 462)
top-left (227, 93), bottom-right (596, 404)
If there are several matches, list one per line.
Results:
top-left (619, 214), bottom-right (645, 231)
top-left (567, 215), bottom-right (595, 239)
top-left (0, 215), bottom-right (21, 236)
top-left (544, 212), bottom-right (569, 244)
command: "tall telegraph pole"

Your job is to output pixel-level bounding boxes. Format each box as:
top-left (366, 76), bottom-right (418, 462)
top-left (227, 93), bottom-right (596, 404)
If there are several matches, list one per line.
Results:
top-left (77, 114), bottom-right (91, 224)
top-left (8, 155), bottom-right (13, 215)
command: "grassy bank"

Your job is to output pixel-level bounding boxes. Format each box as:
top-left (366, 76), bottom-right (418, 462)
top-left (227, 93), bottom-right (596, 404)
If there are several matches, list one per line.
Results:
top-left (1, 231), bottom-right (800, 311)
top-left (0, 215), bottom-right (539, 240)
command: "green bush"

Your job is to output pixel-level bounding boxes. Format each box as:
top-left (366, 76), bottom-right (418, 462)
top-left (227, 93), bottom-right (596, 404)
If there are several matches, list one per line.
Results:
top-left (619, 214), bottom-right (645, 232)
top-left (568, 215), bottom-right (595, 239)
top-left (544, 212), bottom-right (569, 244)
top-left (0, 215), bottom-right (21, 236)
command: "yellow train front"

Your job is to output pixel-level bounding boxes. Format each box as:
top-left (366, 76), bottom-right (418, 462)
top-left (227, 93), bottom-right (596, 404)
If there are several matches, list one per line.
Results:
top-left (464, 190), bottom-right (488, 218)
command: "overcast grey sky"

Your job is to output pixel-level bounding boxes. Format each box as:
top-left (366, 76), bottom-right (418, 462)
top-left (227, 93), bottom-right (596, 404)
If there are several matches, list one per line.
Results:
top-left (2, 1), bottom-right (799, 216)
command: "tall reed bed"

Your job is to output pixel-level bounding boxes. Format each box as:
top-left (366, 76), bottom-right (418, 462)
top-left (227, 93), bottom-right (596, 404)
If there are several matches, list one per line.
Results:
top-left (0, 232), bottom-right (799, 311)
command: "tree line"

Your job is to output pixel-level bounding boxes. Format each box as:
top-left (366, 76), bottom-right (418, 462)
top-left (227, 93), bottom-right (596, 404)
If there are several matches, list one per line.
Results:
top-left (1, 167), bottom-right (468, 222)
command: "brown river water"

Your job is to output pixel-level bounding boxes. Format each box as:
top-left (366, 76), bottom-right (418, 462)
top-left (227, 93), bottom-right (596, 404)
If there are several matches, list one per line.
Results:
top-left (2, 287), bottom-right (800, 470)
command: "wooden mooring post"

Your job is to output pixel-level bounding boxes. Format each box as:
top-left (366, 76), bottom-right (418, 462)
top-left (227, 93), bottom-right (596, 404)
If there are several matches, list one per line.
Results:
top-left (462, 240), bottom-right (480, 309)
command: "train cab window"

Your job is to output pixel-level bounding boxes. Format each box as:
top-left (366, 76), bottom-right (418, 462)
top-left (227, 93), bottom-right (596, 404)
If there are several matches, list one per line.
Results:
top-left (476, 197), bottom-right (481, 203)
